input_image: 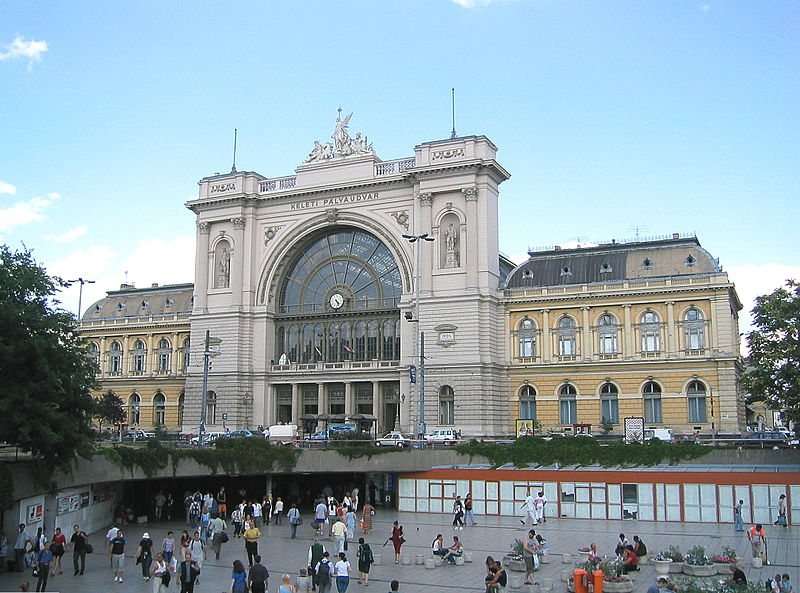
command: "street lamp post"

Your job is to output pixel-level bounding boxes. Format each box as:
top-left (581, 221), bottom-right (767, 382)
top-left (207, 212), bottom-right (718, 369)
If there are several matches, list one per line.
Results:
top-left (198, 330), bottom-right (222, 447)
top-left (68, 277), bottom-right (95, 319)
top-left (402, 233), bottom-right (435, 439)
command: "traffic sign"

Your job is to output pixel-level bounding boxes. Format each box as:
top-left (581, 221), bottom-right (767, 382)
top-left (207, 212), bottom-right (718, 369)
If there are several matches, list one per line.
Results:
top-left (409, 365), bottom-right (417, 383)
top-left (222, 413), bottom-right (228, 421)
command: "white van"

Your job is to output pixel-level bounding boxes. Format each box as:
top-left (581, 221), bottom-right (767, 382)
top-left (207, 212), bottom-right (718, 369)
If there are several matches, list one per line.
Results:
top-left (644, 428), bottom-right (674, 442)
top-left (425, 429), bottom-right (461, 445)
top-left (266, 424), bottom-right (299, 445)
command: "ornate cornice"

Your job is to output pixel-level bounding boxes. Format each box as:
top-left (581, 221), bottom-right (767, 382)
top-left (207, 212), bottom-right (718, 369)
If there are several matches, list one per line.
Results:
top-left (462, 186), bottom-right (478, 201)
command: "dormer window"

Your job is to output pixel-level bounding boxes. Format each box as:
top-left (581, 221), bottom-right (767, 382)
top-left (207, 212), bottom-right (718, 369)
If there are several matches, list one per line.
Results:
top-left (165, 298), bottom-right (174, 307)
top-left (600, 263), bottom-right (612, 274)
top-left (140, 300), bottom-right (149, 309)
top-left (685, 255), bottom-right (696, 267)
top-left (560, 266), bottom-right (572, 277)
top-left (117, 303), bottom-right (126, 311)
top-left (642, 258), bottom-right (653, 270)
top-left (94, 304), bottom-right (103, 313)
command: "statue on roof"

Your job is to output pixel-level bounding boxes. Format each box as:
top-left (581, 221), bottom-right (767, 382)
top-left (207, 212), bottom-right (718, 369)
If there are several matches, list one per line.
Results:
top-left (304, 109), bottom-right (374, 163)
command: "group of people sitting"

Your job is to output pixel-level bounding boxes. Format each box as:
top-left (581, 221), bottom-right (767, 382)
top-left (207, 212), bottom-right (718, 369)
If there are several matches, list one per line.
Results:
top-left (584, 533), bottom-right (647, 573)
top-left (431, 534), bottom-right (464, 564)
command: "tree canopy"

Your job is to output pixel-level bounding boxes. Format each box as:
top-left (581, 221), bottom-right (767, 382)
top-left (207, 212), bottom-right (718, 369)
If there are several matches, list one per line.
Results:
top-left (96, 390), bottom-right (126, 432)
top-left (0, 246), bottom-right (99, 473)
top-left (743, 279), bottom-right (800, 427)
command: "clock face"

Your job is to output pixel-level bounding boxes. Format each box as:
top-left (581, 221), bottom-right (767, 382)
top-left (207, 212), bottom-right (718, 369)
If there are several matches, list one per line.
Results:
top-left (329, 293), bottom-right (344, 309)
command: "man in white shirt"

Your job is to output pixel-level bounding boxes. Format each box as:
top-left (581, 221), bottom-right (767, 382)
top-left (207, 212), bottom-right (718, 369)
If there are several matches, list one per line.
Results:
top-left (253, 501), bottom-right (263, 528)
top-left (315, 500), bottom-right (328, 536)
top-left (331, 518), bottom-right (347, 554)
top-left (521, 491), bottom-right (537, 526)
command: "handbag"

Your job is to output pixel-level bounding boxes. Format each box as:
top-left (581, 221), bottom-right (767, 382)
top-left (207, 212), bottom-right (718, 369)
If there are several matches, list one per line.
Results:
top-left (219, 531), bottom-right (229, 543)
top-left (31, 564), bottom-right (39, 577)
top-left (85, 543), bottom-right (94, 554)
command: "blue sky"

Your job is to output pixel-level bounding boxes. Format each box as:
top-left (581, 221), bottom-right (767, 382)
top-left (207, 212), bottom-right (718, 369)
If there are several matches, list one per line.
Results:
top-left (1, 0), bottom-right (798, 332)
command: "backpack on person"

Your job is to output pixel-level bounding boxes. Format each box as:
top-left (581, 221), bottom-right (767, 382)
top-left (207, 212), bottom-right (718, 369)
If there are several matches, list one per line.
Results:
top-left (362, 545), bottom-right (373, 564)
top-left (317, 559), bottom-right (331, 582)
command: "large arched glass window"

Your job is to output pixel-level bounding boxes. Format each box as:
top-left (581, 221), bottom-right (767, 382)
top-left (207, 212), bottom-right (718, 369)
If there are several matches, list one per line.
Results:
top-left (157, 338), bottom-right (171, 372)
top-left (643, 381), bottom-right (662, 423)
top-left (559, 383), bottom-right (577, 424)
top-left (519, 318), bottom-right (536, 358)
top-left (640, 312), bottom-right (661, 352)
top-left (439, 385), bottom-right (455, 425)
top-left (154, 392), bottom-right (166, 426)
top-left (600, 382), bottom-right (619, 424)
top-left (128, 393), bottom-right (141, 425)
top-left (519, 385), bottom-right (537, 420)
top-left (109, 341), bottom-right (122, 374)
top-left (598, 314), bottom-right (618, 354)
top-left (687, 380), bottom-right (707, 423)
top-left (206, 391), bottom-right (217, 425)
top-left (684, 309), bottom-right (705, 350)
top-left (132, 339), bottom-right (147, 373)
top-left (558, 317), bottom-right (577, 356)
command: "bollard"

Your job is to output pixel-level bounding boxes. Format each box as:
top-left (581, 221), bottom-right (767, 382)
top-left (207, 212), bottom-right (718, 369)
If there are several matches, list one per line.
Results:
top-left (465, 551), bottom-right (473, 563)
top-left (455, 555), bottom-right (465, 566)
top-left (372, 553), bottom-right (383, 565)
top-left (751, 557), bottom-right (763, 569)
top-left (509, 574), bottom-right (523, 589)
top-left (573, 569), bottom-right (588, 593)
top-left (401, 555), bottom-right (412, 565)
top-left (434, 556), bottom-right (444, 567)
top-left (415, 553), bottom-right (424, 565)
top-left (424, 558), bottom-right (436, 570)
top-left (563, 553), bottom-right (574, 564)
top-left (540, 554), bottom-right (550, 564)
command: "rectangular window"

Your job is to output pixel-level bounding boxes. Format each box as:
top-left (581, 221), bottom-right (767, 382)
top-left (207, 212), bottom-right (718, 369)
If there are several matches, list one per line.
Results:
top-left (559, 337), bottom-right (576, 356)
top-left (158, 353), bottom-right (170, 371)
top-left (599, 333), bottom-right (617, 354)
top-left (520, 337), bottom-right (535, 358)
top-left (601, 398), bottom-right (619, 424)
top-left (560, 399), bottom-right (577, 424)
top-left (642, 331), bottom-right (660, 352)
top-left (622, 484), bottom-right (638, 504)
top-left (520, 400), bottom-right (537, 420)
top-left (439, 400), bottom-right (454, 425)
top-left (644, 397), bottom-right (662, 423)
top-left (687, 329), bottom-right (704, 350)
top-left (688, 395), bottom-right (707, 423)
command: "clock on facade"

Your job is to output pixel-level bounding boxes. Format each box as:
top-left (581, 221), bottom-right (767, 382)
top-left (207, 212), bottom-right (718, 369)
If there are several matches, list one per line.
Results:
top-left (329, 293), bottom-right (344, 309)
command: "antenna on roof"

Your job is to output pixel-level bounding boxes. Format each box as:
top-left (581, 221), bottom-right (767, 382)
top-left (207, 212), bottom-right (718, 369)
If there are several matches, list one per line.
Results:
top-left (627, 226), bottom-right (648, 242)
top-left (231, 128), bottom-right (238, 173)
top-left (450, 88), bottom-right (457, 139)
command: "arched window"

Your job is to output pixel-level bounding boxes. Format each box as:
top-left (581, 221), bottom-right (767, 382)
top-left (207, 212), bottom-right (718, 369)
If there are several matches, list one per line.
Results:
top-left (382, 319), bottom-right (398, 360)
top-left (178, 392), bottom-right (185, 426)
top-left (154, 392), bottom-right (166, 426)
top-left (157, 338), bottom-right (171, 372)
top-left (600, 382), bottom-right (619, 424)
top-left (687, 380), bottom-right (707, 423)
top-left (439, 385), bottom-right (455, 425)
top-left (684, 309), bottom-right (705, 350)
top-left (559, 383), bottom-right (577, 425)
top-left (206, 391), bottom-right (217, 425)
top-left (132, 339), bottom-right (147, 373)
top-left (88, 342), bottom-right (100, 367)
top-left (109, 341), bottom-right (122, 374)
top-left (558, 317), bottom-right (577, 356)
top-left (640, 312), bottom-right (661, 352)
top-left (128, 393), bottom-right (141, 425)
top-left (519, 318), bottom-right (536, 358)
top-left (519, 385), bottom-right (537, 420)
top-left (598, 314), bottom-right (618, 354)
top-left (643, 381), bottom-right (662, 423)
top-left (181, 337), bottom-right (190, 373)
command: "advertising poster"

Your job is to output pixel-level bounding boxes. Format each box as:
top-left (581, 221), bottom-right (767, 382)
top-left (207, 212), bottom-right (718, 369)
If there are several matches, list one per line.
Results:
top-left (26, 503), bottom-right (43, 524)
top-left (516, 419), bottom-right (536, 437)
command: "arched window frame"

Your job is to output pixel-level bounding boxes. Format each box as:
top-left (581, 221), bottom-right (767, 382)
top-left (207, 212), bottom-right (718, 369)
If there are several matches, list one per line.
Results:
top-left (206, 390), bottom-right (217, 425)
top-left (518, 318), bottom-right (537, 359)
top-left (178, 392), bottom-right (185, 427)
top-left (109, 341), bottom-right (122, 375)
top-left (642, 381), bottom-right (663, 423)
top-left (597, 314), bottom-right (619, 355)
top-left (600, 382), bottom-right (619, 424)
top-left (153, 392), bottom-right (166, 426)
top-left (88, 342), bottom-right (100, 367)
top-left (687, 380), bottom-right (707, 423)
top-left (559, 383), bottom-right (577, 425)
top-left (439, 385), bottom-right (455, 426)
top-left (128, 392), bottom-right (141, 425)
top-left (181, 337), bottom-right (190, 373)
top-left (156, 338), bottom-right (171, 372)
top-left (683, 308), bottom-right (706, 351)
top-left (557, 316), bottom-right (578, 357)
top-left (640, 311), bottom-right (662, 353)
top-left (519, 384), bottom-right (537, 420)
top-left (132, 339), bottom-right (147, 373)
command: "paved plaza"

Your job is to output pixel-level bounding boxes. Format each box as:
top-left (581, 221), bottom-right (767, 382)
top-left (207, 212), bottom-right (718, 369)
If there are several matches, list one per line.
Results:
top-left (1, 510), bottom-right (796, 593)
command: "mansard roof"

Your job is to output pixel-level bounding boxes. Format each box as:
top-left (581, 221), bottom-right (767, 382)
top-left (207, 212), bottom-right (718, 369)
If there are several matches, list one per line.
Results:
top-left (82, 283), bottom-right (194, 320)
top-left (503, 234), bottom-right (722, 289)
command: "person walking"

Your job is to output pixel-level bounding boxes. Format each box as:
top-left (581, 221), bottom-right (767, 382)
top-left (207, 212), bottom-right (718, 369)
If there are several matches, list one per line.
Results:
top-left (452, 496), bottom-right (465, 530)
top-left (136, 533), bottom-right (154, 581)
top-left (278, 573), bottom-right (295, 593)
top-left (247, 554), bottom-right (269, 593)
top-left (334, 552), bottom-right (351, 593)
top-left (178, 551), bottom-right (200, 593)
top-left (14, 524), bottom-right (31, 573)
top-left (332, 518), bottom-right (347, 555)
top-left (228, 559), bottom-right (248, 593)
top-left (520, 491), bottom-right (537, 526)
top-left (464, 493), bottom-right (477, 526)
top-left (208, 512), bottom-right (228, 560)
top-left (775, 494), bottom-right (788, 527)
top-left (315, 499), bottom-right (328, 537)
top-left (748, 524), bottom-right (766, 559)
top-left (356, 538), bottom-right (373, 586)
top-left (361, 503), bottom-right (374, 534)
top-left (109, 528), bottom-right (126, 583)
top-left (308, 538), bottom-right (326, 592)
top-left (345, 507), bottom-right (356, 542)
top-left (390, 521), bottom-right (404, 564)
top-left (150, 552), bottom-right (170, 593)
top-left (69, 524), bottom-right (89, 576)
top-left (48, 528), bottom-right (66, 576)
top-left (734, 500), bottom-right (745, 532)
top-left (288, 504), bottom-right (302, 539)
top-left (243, 520), bottom-right (262, 566)
top-left (536, 491), bottom-right (547, 523)
top-left (522, 529), bottom-right (538, 585)
top-left (186, 532), bottom-right (205, 582)
top-left (274, 497), bottom-right (285, 526)
top-left (314, 551), bottom-right (334, 593)
top-left (154, 491), bottom-right (166, 521)
top-left (217, 487), bottom-right (228, 519)
top-left (232, 507), bottom-right (243, 539)
top-left (162, 531), bottom-right (176, 566)
top-left (34, 542), bottom-right (53, 592)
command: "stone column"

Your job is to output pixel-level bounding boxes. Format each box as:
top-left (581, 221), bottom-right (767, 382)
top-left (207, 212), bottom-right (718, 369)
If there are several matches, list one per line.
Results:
top-left (291, 383), bottom-right (300, 426)
top-left (418, 193), bottom-right (433, 293)
top-left (581, 307), bottom-right (591, 361)
top-left (99, 336), bottom-right (106, 378)
top-left (171, 332), bottom-right (179, 375)
top-left (542, 309), bottom-right (552, 362)
top-left (345, 382), bottom-right (354, 416)
top-left (318, 383), bottom-right (325, 416)
top-left (666, 301), bottom-right (676, 355)
top-left (462, 186), bottom-right (479, 289)
top-left (146, 333), bottom-right (155, 376)
top-left (231, 217), bottom-right (246, 308)
top-left (623, 305), bottom-right (633, 358)
top-left (195, 222), bottom-right (210, 311)
top-left (372, 381), bottom-right (381, 432)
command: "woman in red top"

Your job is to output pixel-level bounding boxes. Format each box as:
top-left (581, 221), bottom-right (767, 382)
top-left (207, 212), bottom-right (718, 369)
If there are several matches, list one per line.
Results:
top-left (622, 546), bottom-right (639, 573)
top-left (390, 521), bottom-right (404, 564)
top-left (50, 527), bottom-right (67, 575)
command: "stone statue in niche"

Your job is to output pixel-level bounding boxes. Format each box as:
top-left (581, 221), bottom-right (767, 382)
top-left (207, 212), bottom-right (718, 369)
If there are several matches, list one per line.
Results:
top-left (217, 246), bottom-right (230, 288)
top-left (444, 221), bottom-right (460, 267)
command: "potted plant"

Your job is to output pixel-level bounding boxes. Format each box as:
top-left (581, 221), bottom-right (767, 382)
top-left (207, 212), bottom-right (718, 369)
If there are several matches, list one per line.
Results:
top-left (600, 559), bottom-right (633, 593)
top-left (711, 546), bottom-right (741, 574)
top-left (652, 552), bottom-right (673, 576)
top-left (665, 546), bottom-right (684, 574)
top-left (683, 545), bottom-right (716, 576)
top-left (502, 539), bottom-right (527, 572)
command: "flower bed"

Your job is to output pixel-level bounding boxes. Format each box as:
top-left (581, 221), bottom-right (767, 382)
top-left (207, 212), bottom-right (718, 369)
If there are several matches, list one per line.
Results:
top-left (683, 546), bottom-right (715, 576)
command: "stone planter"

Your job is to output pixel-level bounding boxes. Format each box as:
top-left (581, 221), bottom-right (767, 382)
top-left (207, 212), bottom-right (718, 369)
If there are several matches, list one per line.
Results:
top-left (508, 558), bottom-right (527, 572)
top-left (683, 563), bottom-right (717, 577)
top-left (668, 561), bottom-right (684, 574)
top-left (603, 579), bottom-right (634, 593)
top-left (653, 559), bottom-right (673, 576)
top-left (715, 562), bottom-right (735, 575)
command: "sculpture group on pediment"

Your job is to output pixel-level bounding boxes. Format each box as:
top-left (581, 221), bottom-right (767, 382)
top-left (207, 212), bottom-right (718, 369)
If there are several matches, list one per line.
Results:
top-left (305, 108), bottom-right (374, 163)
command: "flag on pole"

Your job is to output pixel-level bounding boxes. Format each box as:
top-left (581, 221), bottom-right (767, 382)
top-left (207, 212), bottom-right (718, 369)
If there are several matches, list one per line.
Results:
top-left (342, 343), bottom-right (355, 355)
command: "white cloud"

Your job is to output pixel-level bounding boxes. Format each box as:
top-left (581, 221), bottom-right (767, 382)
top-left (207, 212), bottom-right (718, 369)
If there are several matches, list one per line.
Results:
top-left (727, 263), bottom-right (800, 337)
top-left (0, 181), bottom-right (16, 195)
top-left (0, 192), bottom-right (60, 232)
top-left (48, 225), bottom-right (88, 244)
top-left (0, 35), bottom-right (48, 69)
top-left (450, 0), bottom-right (507, 6)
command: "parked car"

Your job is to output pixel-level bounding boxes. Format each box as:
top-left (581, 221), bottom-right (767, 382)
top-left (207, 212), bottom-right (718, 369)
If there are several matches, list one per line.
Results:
top-left (425, 429), bottom-right (461, 445)
top-left (734, 431), bottom-right (793, 449)
top-left (222, 429), bottom-right (256, 438)
top-left (777, 429), bottom-right (799, 447)
top-left (644, 428), bottom-right (674, 442)
top-left (120, 430), bottom-right (157, 442)
top-left (375, 432), bottom-right (414, 447)
top-left (190, 431), bottom-right (225, 445)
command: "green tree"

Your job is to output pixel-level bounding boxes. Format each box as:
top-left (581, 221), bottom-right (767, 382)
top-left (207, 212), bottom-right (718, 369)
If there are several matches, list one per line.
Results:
top-left (96, 390), bottom-right (126, 432)
top-left (743, 280), bottom-right (800, 428)
top-left (0, 246), bottom-right (99, 474)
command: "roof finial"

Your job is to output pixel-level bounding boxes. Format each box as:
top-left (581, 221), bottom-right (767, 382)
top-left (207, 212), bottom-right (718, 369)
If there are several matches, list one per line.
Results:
top-left (450, 88), bottom-right (457, 139)
top-left (231, 128), bottom-right (238, 173)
